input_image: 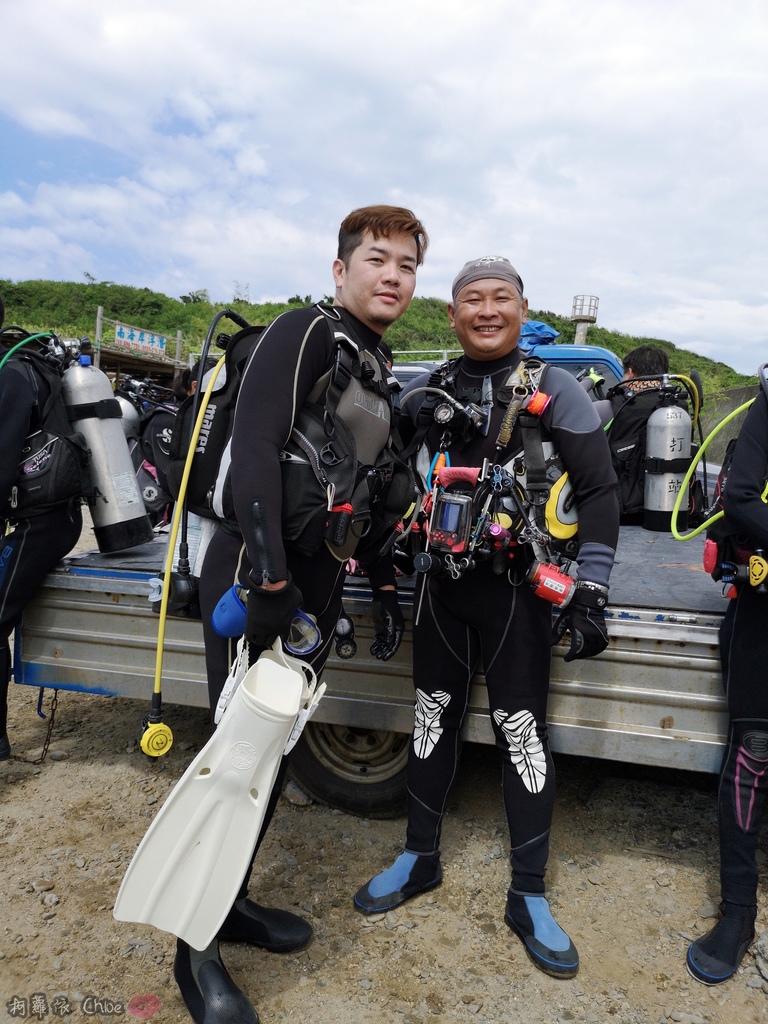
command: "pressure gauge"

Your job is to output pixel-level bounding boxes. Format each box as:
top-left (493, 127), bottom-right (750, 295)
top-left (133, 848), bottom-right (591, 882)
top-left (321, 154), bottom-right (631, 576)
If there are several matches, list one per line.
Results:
top-left (433, 401), bottom-right (455, 425)
top-left (334, 615), bottom-right (357, 659)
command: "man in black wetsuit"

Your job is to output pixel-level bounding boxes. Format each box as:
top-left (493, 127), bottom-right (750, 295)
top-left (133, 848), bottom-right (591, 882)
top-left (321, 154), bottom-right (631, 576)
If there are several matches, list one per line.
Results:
top-left (354, 256), bottom-right (620, 980)
top-left (686, 367), bottom-right (768, 985)
top-left (177, 206), bottom-right (428, 1024)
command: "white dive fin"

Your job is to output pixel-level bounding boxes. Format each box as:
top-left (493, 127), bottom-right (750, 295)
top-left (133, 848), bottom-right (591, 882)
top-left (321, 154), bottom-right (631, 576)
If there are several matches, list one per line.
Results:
top-left (114, 638), bottom-right (321, 951)
top-left (214, 635), bottom-right (249, 725)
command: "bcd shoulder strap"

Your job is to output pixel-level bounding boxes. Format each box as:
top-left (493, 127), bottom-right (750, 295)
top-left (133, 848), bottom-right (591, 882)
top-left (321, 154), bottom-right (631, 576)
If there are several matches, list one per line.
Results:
top-left (279, 307), bottom-right (406, 559)
top-left (510, 358), bottom-right (550, 505)
top-left (399, 355), bottom-right (464, 461)
top-left (312, 305), bottom-right (398, 437)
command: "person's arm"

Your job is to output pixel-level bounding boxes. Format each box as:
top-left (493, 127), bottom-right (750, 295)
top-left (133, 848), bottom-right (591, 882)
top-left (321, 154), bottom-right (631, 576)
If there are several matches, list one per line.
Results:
top-left (545, 367), bottom-right (619, 588)
top-left (230, 308), bottom-right (333, 586)
top-left (722, 392), bottom-right (768, 547)
top-left (0, 369), bottom-right (36, 508)
top-left (545, 368), bottom-right (619, 662)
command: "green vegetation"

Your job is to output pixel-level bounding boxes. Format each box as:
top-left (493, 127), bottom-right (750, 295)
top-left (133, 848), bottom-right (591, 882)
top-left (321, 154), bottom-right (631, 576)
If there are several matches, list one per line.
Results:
top-left (528, 311), bottom-right (751, 392)
top-left (0, 278), bottom-right (755, 392)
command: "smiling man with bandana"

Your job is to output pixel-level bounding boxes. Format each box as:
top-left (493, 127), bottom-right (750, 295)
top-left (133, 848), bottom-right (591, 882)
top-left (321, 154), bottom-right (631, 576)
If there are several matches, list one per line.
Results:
top-left (354, 255), bottom-right (620, 980)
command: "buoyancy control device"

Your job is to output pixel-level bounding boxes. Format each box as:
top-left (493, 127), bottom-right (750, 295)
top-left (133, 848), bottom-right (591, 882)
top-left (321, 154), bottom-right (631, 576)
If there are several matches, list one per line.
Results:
top-left (173, 305), bottom-right (417, 563)
top-left (166, 323), bottom-right (263, 520)
top-left (275, 310), bottom-right (415, 562)
top-left (404, 356), bottom-right (580, 600)
top-left (694, 363), bottom-right (768, 595)
top-left (604, 374), bottom-right (697, 530)
top-left (115, 375), bottom-right (179, 527)
top-left (1, 330), bottom-right (152, 550)
top-left (62, 356), bottom-right (155, 552)
top-left (1, 330), bottom-right (91, 517)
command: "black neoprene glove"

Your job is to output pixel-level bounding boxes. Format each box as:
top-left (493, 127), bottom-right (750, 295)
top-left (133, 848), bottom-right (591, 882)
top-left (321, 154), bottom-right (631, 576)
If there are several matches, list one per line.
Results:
top-left (551, 584), bottom-right (609, 662)
top-left (246, 574), bottom-right (303, 648)
top-left (370, 588), bottom-right (404, 661)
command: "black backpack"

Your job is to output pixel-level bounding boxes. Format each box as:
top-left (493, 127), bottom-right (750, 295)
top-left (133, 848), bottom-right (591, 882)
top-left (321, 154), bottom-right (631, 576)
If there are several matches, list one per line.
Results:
top-left (166, 326), bottom-right (264, 519)
top-left (2, 341), bottom-right (92, 516)
top-left (604, 385), bottom-right (659, 517)
top-left (605, 382), bottom-right (693, 519)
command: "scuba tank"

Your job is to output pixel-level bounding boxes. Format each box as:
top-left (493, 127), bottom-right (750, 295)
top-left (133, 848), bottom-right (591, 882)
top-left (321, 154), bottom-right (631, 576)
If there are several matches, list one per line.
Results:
top-left (62, 356), bottom-right (155, 552)
top-left (643, 385), bottom-right (692, 532)
top-left (116, 393), bottom-right (142, 439)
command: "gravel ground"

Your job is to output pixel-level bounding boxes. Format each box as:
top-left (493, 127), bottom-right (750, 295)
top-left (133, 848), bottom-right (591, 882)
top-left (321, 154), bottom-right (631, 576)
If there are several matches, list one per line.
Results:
top-left (1, 682), bottom-right (768, 1024)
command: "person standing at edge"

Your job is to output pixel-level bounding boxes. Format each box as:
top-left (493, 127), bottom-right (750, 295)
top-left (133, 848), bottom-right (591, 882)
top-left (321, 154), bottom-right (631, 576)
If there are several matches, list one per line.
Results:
top-left (354, 256), bottom-right (620, 980)
top-left (0, 296), bottom-right (83, 761)
top-left (178, 206), bottom-right (428, 1024)
top-left (686, 369), bottom-right (768, 985)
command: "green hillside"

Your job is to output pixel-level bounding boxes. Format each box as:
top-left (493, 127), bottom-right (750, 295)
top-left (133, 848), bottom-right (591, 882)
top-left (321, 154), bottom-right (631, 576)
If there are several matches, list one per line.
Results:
top-left (0, 278), bottom-right (754, 392)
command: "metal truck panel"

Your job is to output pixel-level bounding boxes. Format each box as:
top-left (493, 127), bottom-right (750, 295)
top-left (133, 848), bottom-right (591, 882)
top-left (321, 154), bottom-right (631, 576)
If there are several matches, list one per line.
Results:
top-left (15, 527), bottom-right (729, 772)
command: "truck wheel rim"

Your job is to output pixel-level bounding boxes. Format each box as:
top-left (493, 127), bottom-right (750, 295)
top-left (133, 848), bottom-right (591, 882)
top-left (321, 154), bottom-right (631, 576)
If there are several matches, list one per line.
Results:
top-left (302, 723), bottom-right (408, 784)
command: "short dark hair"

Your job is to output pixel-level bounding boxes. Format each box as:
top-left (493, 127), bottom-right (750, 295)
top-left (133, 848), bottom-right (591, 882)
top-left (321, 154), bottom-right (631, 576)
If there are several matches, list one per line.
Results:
top-left (623, 345), bottom-right (669, 377)
top-left (173, 356), bottom-right (217, 402)
top-left (337, 205), bottom-right (428, 267)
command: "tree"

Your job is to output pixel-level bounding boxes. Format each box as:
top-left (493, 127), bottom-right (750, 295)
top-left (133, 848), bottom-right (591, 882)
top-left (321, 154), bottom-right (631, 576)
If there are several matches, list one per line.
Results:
top-left (180, 289), bottom-right (210, 305)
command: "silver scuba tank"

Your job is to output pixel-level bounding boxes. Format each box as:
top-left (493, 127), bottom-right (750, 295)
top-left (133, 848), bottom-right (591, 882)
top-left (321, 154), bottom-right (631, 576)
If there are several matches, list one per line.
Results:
top-left (115, 394), bottom-right (141, 439)
top-left (62, 357), bottom-right (155, 552)
top-left (643, 390), bottom-right (691, 532)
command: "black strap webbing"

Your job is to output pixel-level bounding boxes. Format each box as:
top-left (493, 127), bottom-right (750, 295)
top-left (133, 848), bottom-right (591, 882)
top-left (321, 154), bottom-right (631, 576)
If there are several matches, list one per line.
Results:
top-left (518, 411), bottom-right (548, 505)
top-left (67, 398), bottom-right (123, 422)
top-left (645, 456), bottom-right (691, 474)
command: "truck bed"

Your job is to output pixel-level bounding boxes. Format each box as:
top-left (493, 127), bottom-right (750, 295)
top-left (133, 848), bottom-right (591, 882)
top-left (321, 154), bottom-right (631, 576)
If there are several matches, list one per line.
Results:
top-left (15, 526), bottom-right (729, 773)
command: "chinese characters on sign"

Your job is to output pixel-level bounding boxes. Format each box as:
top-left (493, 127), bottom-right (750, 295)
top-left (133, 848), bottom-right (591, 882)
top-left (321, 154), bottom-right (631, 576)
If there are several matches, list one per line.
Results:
top-left (113, 322), bottom-right (167, 356)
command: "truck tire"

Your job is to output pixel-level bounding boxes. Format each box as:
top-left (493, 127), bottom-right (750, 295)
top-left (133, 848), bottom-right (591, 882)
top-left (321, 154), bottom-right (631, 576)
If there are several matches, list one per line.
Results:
top-left (288, 722), bottom-right (409, 819)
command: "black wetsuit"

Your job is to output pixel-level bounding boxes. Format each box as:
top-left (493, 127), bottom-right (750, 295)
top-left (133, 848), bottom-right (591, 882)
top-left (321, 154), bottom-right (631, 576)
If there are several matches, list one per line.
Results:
top-left (0, 358), bottom-right (82, 744)
top-left (400, 349), bottom-right (619, 893)
top-left (714, 389), bottom-right (768, 908)
top-left (199, 304), bottom-right (395, 712)
top-left (198, 303), bottom-right (397, 899)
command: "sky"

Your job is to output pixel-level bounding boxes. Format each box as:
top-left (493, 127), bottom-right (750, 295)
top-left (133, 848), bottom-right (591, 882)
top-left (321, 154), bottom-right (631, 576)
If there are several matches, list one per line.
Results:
top-left (1, 0), bottom-right (766, 374)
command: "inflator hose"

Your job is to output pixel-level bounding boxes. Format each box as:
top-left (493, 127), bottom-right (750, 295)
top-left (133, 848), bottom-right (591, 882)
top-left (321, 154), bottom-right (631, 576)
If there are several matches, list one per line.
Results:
top-left (140, 355), bottom-right (226, 756)
top-left (142, 309), bottom-right (251, 757)
top-left (670, 398), bottom-right (755, 541)
top-left (0, 332), bottom-right (56, 371)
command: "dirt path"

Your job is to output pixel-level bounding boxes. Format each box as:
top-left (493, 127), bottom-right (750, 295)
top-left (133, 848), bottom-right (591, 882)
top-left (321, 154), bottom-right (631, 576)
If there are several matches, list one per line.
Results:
top-left (1, 678), bottom-right (767, 1024)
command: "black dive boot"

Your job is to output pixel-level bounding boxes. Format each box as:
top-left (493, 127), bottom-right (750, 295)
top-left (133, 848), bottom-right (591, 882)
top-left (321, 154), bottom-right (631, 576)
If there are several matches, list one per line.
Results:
top-left (0, 734), bottom-right (10, 760)
top-left (505, 890), bottom-right (579, 979)
top-left (174, 937), bottom-right (259, 1024)
top-left (218, 898), bottom-right (312, 952)
top-left (354, 851), bottom-right (442, 914)
top-left (687, 902), bottom-right (757, 985)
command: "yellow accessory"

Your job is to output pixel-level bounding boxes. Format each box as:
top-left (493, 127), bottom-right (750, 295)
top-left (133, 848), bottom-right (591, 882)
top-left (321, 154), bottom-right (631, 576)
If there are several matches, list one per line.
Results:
top-left (545, 471), bottom-right (579, 541)
top-left (749, 554), bottom-right (768, 588)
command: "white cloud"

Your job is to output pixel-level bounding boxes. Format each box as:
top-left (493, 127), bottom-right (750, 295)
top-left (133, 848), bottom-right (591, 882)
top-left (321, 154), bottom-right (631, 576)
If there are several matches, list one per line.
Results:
top-left (0, 0), bottom-right (766, 374)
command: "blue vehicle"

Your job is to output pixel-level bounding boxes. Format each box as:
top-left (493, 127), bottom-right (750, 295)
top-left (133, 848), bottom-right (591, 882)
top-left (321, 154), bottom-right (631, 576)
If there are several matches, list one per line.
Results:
top-left (394, 321), bottom-right (623, 396)
top-left (519, 320), bottom-right (623, 391)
